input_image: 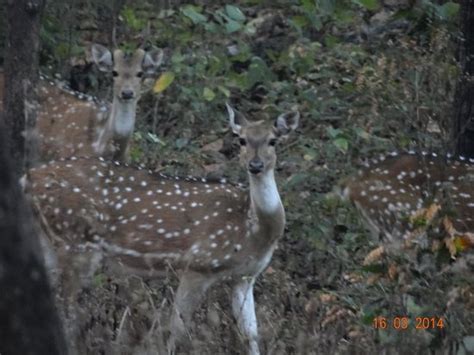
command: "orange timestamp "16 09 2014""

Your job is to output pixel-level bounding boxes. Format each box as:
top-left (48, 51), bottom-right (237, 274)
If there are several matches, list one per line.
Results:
top-left (372, 316), bottom-right (445, 330)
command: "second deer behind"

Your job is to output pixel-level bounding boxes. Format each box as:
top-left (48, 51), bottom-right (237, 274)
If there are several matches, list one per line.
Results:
top-left (91, 44), bottom-right (163, 162)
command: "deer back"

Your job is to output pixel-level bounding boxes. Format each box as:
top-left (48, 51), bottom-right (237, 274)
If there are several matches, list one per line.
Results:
top-left (28, 157), bottom-right (259, 275)
top-left (343, 153), bottom-right (474, 240)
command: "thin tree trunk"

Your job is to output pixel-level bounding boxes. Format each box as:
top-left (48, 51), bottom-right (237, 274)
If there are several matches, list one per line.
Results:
top-left (1, 0), bottom-right (68, 353)
top-left (0, 113), bottom-right (67, 354)
top-left (3, 0), bottom-right (45, 176)
top-left (453, 1), bottom-right (474, 158)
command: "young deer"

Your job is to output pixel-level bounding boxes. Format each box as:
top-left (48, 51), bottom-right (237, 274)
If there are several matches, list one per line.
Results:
top-left (27, 105), bottom-right (299, 354)
top-left (341, 152), bottom-right (474, 242)
top-left (91, 44), bottom-right (163, 162)
top-left (0, 45), bottom-right (162, 163)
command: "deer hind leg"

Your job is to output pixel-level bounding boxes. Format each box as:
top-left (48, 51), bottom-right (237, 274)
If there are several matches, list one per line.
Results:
top-left (232, 278), bottom-right (260, 355)
top-left (168, 271), bottom-right (216, 354)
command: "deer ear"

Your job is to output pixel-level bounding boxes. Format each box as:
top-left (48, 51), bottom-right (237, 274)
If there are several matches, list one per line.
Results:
top-left (142, 48), bottom-right (164, 74)
top-left (274, 111), bottom-right (300, 137)
top-left (92, 44), bottom-right (113, 72)
top-left (226, 103), bottom-right (248, 135)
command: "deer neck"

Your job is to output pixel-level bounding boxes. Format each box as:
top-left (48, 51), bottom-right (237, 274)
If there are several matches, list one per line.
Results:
top-left (248, 170), bottom-right (285, 244)
top-left (109, 97), bottom-right (137, 138)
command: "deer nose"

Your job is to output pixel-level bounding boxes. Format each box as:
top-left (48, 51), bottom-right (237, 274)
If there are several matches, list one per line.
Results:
top-left (248, 159), bottom-right (264, 174)
top-left (121, 90), bottom-right (134, 100)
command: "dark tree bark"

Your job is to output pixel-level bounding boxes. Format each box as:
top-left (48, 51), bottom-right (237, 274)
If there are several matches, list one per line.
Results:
top-left (453, 1), bottom-right (474, 158)
top-left (0, 0), bottom-right (68, 353)
top-left (3, 0), bottom-right (46, 176)
top-left (0, 113), bottom-right (67, 354)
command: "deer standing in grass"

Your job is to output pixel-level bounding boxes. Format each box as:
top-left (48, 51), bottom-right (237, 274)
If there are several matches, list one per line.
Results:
top-left (341, 152), bottom-right (474, 242)
top-left (0, 44), bottom-right (162, 162)
top-left (28, 105), bottom-right (299, 354)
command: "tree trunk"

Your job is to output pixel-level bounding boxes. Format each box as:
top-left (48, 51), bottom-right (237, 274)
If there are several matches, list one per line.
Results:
top-left (453, 1), bottom-right (474, 158)
top-left (0, 113), bottom-right (67, 354)
top-left (1, 0), bottom-right (68, 353)
top-left (3, 0), bottom-right (46, 176)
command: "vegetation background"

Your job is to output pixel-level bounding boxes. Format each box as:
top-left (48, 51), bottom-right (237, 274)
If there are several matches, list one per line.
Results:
top-left (2, 0), bottom-right (473, 353)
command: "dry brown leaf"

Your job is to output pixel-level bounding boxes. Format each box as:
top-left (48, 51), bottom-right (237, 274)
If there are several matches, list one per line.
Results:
top-left (444, 237), bottom-right (457, 259)
top-left (443, 216), bottom-right (456, 237)
top-left (304, 298), bottom-right (319, 316)
top-left (425, 203), bottom-right (441, 222)
top-left (201, 139), bottom-right (223, 153)
top-left (319, 293), bottom-right (337, 304)
top-left (363, 246), bottom-right (385, 265)
top-left (388, 263), bottom-right (398, 280)
top-left (366, 274), bottom-right (381, 285)
top-left (343, 272), bottom-right (363, 284)
top-left (321, 306), bottom-right (355, 327)
top-left (264, 266), bottom-right (276, 274)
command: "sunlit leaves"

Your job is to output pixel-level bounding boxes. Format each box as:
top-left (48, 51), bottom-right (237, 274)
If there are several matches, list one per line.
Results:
top-left (203, 87), bottom-right (216, 101)
top-left (153, 72), bottom-right (175, 93)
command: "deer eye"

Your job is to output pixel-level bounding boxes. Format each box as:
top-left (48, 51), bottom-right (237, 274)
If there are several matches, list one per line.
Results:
top-left (136, 71), bottom-right (144, 78)
top-left (269, 138), bottom-right (277, 146)
top-left (112, 70), bottom-right (119, 77)
top-left (239, 138), bottom-right (247, 146)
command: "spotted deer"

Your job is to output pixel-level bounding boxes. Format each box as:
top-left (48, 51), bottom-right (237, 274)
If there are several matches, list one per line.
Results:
top-left (0, 44), bottom-right (162, 163)
top-left (90, 44), bottom-right (163, 162)
top-left (27, 105), bottom-right (299, 354)
top-left (341, 152), bottom-right (474, 244)
top-left (0, 69), bottom-right (107, 160)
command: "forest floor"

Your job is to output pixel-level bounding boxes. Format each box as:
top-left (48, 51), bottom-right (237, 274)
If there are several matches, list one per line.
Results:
top-left (25, 1), bottom-right (474, 354)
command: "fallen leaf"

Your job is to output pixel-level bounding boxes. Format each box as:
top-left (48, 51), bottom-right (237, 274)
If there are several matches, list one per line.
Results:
top-left (363, 246), bottom-right (385, 265)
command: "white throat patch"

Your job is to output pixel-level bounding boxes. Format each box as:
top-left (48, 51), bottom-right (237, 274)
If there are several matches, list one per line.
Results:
top-left (112, 99), bottom-right (137, 137)
top-left (249, 171), bottom-right (282, 215)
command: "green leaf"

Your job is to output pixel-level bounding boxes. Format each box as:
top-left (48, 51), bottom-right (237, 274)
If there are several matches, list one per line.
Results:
top-left (225, 5), bottom-right (246, 22)
top-left (405, 295), bottom-right (423, 316)
top-left (439, 2), bottom-right (460, 19)
top-left (146, 132), bottom-right (165, 145)
top-left (327, 127), bottom-right (341, 139)
top-left (225, 19), bottom-right (242, 33)
top-left (352, 0), bottom-right (379, 11)
top-left (153, 72), bottom-right (175, 93)
top-left (361, 264), bottom-right (385, 273)
top-left (203, 87), bottom-right (216, 101)
top-left (175, 137), bottom-right (189, 149)
top-left (463, 336), bottom-right (474, 352)
top-left (181, 5), bottom-right (207, 24)
top-left (217, 85), bottom-right (231, 98)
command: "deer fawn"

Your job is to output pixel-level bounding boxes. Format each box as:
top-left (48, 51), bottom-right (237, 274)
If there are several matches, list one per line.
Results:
top-left (341, 152), bottom-right (474, 242)
top-left (0, 44), bottom-right (162, 162)
top-left (91, 44), bottom-right (163, 162)
top-left (27, 105), bottom-right (299, 354)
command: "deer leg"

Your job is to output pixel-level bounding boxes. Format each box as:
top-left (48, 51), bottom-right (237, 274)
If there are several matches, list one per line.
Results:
top-left (92, 123), bottom-right (112, 156)
top-left (232, 278), bottom-right (260, 355)
top-left (168, 271), bottom-right (215, 354)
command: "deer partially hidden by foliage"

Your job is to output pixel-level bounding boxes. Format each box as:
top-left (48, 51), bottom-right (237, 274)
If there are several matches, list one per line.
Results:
top-left (90, 44), bottom-right (163, 162)
top-left (341, 152), bottom-right (474, 250)
top-left (27, 105), bottom-right (299, 354)
top-left (0, 44), bottom-right (162, 163)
